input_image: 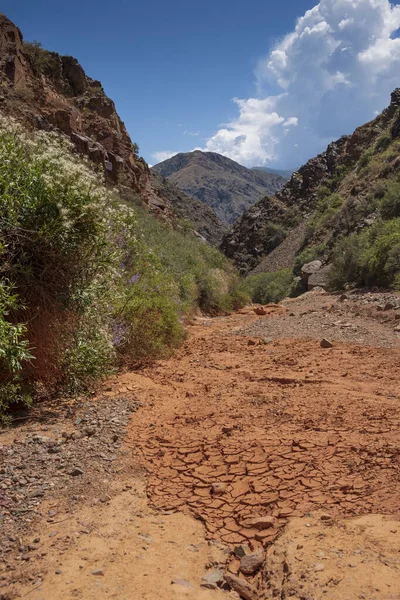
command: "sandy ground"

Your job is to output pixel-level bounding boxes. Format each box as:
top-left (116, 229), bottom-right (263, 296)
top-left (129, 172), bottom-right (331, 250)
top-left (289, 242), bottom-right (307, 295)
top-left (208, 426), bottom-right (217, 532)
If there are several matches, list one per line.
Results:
top-left (3, 291), bottom-right (400, 599)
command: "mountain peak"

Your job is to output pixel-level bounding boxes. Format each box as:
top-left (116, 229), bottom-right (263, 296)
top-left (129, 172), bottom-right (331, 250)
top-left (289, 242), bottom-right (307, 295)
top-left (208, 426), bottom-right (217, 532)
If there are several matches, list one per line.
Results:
top-left (152, 151), bottom-right (286, 225)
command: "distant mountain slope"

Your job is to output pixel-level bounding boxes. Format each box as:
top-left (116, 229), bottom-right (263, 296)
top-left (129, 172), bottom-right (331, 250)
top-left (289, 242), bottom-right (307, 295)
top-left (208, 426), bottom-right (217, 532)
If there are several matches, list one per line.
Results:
top-left (151, 151), bottom-right (286, 225)
top-left (150, 172), bottom-right (227, 246)
top-left (251, 166), bottom-right (293, 179)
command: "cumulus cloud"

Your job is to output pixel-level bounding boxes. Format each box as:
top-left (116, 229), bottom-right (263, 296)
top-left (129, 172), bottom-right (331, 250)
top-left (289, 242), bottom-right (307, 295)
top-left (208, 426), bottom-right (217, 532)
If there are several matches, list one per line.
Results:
top-left (202, 0), bottom-right (400, 167)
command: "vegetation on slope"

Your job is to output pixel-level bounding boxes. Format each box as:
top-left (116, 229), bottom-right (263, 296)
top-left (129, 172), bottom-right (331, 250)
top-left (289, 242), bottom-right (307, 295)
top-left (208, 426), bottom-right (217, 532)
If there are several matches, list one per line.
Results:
top-left (0, 120), bottom-right (246, 423)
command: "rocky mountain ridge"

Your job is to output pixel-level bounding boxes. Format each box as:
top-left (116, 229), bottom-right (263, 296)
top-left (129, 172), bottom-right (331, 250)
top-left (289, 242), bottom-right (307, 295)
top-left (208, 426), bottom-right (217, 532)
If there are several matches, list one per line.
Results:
top-left (152, 150), bottom-right (286, 225)
top-left (222, 89), bottom-right (400, 275)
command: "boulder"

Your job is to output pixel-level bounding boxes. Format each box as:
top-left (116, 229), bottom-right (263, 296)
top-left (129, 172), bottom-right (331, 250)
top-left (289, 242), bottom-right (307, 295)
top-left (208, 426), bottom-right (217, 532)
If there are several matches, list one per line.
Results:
top-left (240, 550), bottom-right (265, 575)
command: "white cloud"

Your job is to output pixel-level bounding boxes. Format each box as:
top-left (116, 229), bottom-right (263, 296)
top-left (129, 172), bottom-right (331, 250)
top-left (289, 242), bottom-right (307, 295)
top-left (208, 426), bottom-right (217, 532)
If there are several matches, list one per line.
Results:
top-left (152, 150), bottom-right (179, 164)
top-left (200, 0), bottom-right (400, 167)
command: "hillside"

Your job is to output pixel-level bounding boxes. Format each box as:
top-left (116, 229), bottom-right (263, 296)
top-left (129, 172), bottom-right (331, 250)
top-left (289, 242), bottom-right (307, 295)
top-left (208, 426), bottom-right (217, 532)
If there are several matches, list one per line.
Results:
top-left (151, 150), bottom-right (286, 225)
top-left (222, 89), bottom-right (400, 287)
top-left (150, 171), bottom-right (227, 245)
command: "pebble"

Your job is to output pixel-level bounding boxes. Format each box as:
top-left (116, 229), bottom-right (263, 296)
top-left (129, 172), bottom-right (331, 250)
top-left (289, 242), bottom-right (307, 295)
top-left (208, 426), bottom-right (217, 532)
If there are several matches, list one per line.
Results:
top-left (320, 338), bottom-right (333, 348)
top-left (69, 467), bottom-right (84, 477)
top-left (91, 569), bottom-right (104, 576)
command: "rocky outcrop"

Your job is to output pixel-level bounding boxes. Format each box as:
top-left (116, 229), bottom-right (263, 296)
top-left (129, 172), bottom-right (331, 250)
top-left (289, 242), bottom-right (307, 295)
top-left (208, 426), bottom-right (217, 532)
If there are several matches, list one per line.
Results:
top-left (0, 13), bottom-right (149, 198)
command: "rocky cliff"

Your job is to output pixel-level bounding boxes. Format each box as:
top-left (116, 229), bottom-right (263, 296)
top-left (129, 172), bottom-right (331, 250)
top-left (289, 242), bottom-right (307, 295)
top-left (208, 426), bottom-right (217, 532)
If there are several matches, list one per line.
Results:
top-left (152, 151), bottom-right (286, 225)
top-left (0, 13), bottom-right (150, 197)
top-left (222, 89), bottom-right (400, 275)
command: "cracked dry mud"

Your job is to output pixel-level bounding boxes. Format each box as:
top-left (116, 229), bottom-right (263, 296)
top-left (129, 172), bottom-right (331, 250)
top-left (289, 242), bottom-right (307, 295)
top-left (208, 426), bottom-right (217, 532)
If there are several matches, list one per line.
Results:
top-left (3, 291), bottom-right (400, 599)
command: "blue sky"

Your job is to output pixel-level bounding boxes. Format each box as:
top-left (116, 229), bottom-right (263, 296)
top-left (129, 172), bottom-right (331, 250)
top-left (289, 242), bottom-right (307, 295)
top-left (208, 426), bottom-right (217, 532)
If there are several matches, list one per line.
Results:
top-left (3, 1), bottom-right (400, 168)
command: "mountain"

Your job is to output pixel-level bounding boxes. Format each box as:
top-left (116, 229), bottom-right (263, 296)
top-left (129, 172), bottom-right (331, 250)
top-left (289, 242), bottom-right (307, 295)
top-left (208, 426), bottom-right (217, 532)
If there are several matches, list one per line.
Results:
top-left (221, 88), bottom-right (400, 283)
top-left (151, 151), bottom-right (286, 225)
top-left (150, 172), bottom-right (227, 246)
top-left (251, 166), bottom-right (293, 179)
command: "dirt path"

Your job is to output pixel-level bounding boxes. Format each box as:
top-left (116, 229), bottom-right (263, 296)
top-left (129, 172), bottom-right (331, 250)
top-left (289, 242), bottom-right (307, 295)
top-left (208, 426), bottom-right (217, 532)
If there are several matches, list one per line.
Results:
top-left (3, 291), bottom-right (400, 599)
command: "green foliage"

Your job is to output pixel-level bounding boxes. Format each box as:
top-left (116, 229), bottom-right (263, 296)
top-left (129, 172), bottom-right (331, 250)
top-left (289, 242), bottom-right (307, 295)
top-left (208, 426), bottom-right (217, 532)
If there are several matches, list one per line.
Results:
top-left (329, 218), bottom-right (400, 289)
top-left (306, 193), bottom-right (344, 238)
top-left (0, 281), bottom-right (33, 378)
top-left (293, 244), bottom-right (326, 276)
top-left (262, 223), bottom-right (287, 253)
top-left (359, 148), bottom-right (374, 169)
top-left (380, 180), bottom-right (400, 219)
top-left (328, 165), bottom-right (350, 191)
top-left (375, 133), bottom-right (392, 153)
top-left (244, 269), bottom-right (293, 305)
top-left (23, 41), bottom-right (53, 73)
top-left (0, 119), bottom-right (243, 419)
top-left (0, 383), bottom-right (32, 426)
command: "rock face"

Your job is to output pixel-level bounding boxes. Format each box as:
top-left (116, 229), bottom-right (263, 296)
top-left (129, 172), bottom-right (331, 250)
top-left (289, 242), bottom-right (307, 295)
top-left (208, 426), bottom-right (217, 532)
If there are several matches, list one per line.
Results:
top-left (152, 150), bottom-right (286, 226)
top-left (0, 13), bottom-right (149, 199)
top-left (221, 87), bottom-right (400, 274)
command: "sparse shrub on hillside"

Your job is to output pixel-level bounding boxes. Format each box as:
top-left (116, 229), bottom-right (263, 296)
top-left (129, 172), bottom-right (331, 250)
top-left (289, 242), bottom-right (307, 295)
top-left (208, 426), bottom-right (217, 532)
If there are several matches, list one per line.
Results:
top-left (0, 119), bottom-right (244, 421)
top-left (244, 269), bottom-right (293, 305)
top-left (359, 148), bottom-right (374, 169)
top-left (328, 218), bottom-right (400, 289)
top-left (23, 41), bottom-right (53, 74)
top-left (375, 133), bottom-right (392, 153)
top-left (328, 165), bottom-right (350, 191)
top-left (380, 180), bottom-right (400, 219)
top-left (262, 223), bottom-right (287, 254)
top-left (306, 193), bottom-right (344, 239)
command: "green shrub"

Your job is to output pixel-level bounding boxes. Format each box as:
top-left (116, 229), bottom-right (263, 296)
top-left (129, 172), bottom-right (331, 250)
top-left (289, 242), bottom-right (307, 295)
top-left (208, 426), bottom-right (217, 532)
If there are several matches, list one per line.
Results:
top-left (359, 148), bottom-right (374, 169)
top-left (306, 194), bottom-right (344, 238)
top-left (23, 41), bottom-right (53, 74)
top-left (329, 218), bottom-right (400, 289)
top-left (0, 118), bottom-right (243, 420)
top-left (380, 180), bottom-right (400, 219)
top-left (244, 269), bottom-right (293, 304)
top-left (375, 133), bottom-right (392, 153)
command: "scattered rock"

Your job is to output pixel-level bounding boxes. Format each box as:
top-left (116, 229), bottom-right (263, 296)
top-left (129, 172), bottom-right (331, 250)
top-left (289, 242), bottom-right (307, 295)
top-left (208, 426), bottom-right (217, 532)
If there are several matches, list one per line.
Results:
top-left (211, 482), bottom-right (227, 496)
top-left (171, 578), bottom-right (194, 589)
top-left (224, 573), bottom-right (258, 600)
top-left (247, 339), bottom-right (257, 346)
top-left (91, 569), bottom-right (104, 576)
top-left (233, 545), bottom-right (248, 559)
top-left (320, 338), bottom-right (333, 348)
top-left (69, 467), bottom-right (84, 477)
top-left (201, 568), bottom-right (224, 589)
top-left (240, 549), bottom-right (265, 575)
top-left (253, 307), bottom-right (267, 316)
